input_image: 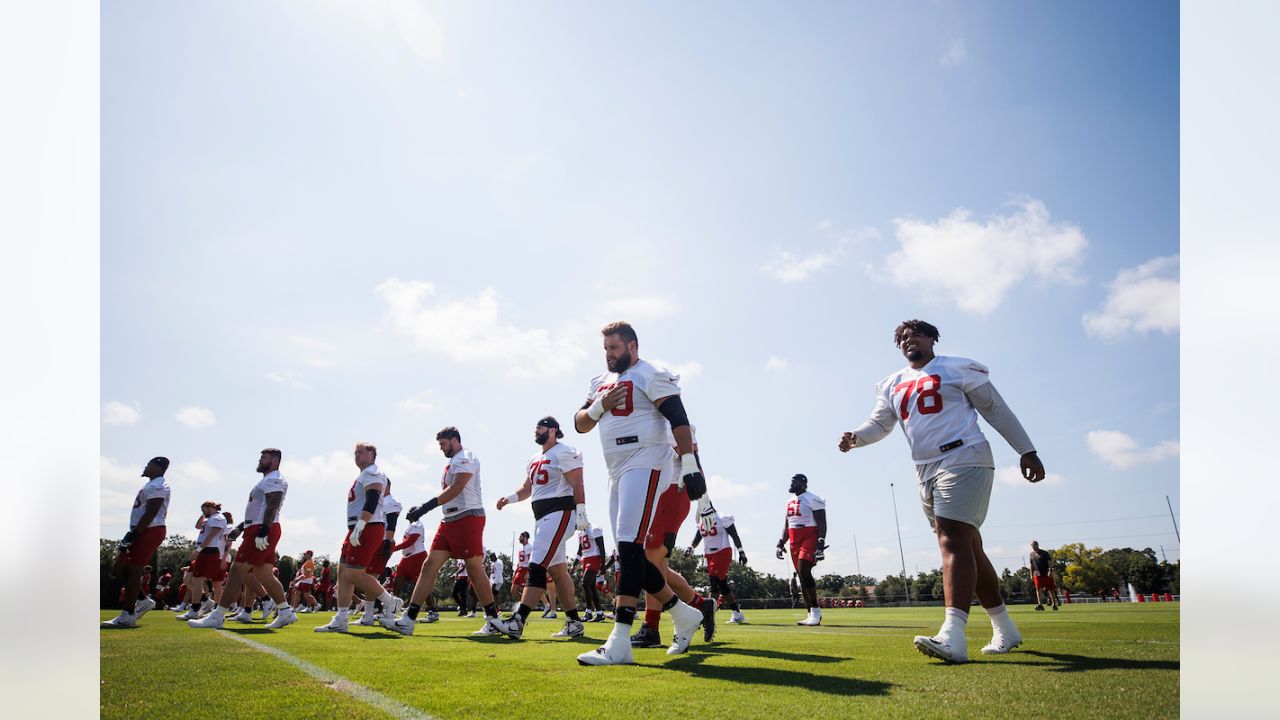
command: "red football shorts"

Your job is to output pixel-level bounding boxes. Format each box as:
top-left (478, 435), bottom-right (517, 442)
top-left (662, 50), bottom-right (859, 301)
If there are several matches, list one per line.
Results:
top-left (120, 525), bottom-right (166, 567)
top-left (645, 484), bottom-right (690, 550)
top-left (430, 515), bottom-right (485, 559)
top-left (581, 556), bottom-right (603, 573)
top-left (707, 547), bottom-right (733, 580)
top-left (788, 526), bottom-right (819, 568)
top-left (234, 523), bottom-right (281, 566)
top-left (365, 542), bottom-right (392, 576)
top-left (1034, 574), bottom-right (1056, 591)
top-left (191, 551), bottom-right (223, 580)
top-left (394, 552), bottom-right (427, 582)
top-left (340, 522), bottom-right (385, 568)
top-left (512, 567), bottom-right (528, 587)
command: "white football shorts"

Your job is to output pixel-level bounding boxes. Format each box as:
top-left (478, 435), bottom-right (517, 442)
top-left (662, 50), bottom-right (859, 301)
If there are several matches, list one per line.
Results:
top-left (529, 508), bottom-right (574, 568)
top-left (606, 444), bottom-right (672, 544)
top-left (916, 465), bottom-right (994, 529)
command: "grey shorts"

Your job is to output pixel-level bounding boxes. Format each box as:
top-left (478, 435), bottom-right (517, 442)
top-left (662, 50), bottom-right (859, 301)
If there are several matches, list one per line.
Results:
top-left (917, 465), bottom-right (994, 529)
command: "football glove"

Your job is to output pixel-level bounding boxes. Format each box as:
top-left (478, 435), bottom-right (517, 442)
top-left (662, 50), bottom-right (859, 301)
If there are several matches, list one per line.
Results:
top-left (696, 496), bottom-right (716, 535)
top-left (228, 522), bottom-right (245, 541)
top-left (349, 518), bottom-right (367, 547)
top-left (814, 538), bottom-right (827, 562)
top-left (575, 504), bottom-right (590, 532)
top-left (684, 547), bottom-right (695, 558)
top-left (380, 539), bottom-right (392, 560)
top-left (679, 454), bottom-right (707, 500)
top-left (254, 523), bottom-right (271, 551)
top-left (738, 550), bottom-right (748, 565)
top-left (776, 539), bottom-right (787, 560)
top-left (405, 497), bottom-right (439, 522)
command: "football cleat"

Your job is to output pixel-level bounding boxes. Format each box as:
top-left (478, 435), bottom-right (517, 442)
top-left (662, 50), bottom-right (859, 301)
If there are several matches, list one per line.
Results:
top-left (700, 599), bottom-right (717, 642)
top-left (668, 602), bottom-right (704, 655)
top-left (577, 641), bottom-right (634, 666)
top-left (102, 611), bottom-right (137, 628)
top-left (980, 629), bottom-right (1023, 655)
top-left (630, 625), bottom-right (662, 648)
top-left (187, 612), bottom-right (224, 629)
top-left (728, 610), bottom-right (747, 624)
top-left (133, 597), bottom-right (157, 621)
top-left (265, 606), bottom-right (297, 629)
top-left (419, 611), bottom-right (440, 623)
top-left (357, 612), bottom-right (379, 626)
top-left (382, 596), bottom-right (404, 619)
top-left (384, 615), bottom-right (415, 636)
top-left (914, 635), bottom-right (968, 663)
top-left (472, 618), bottom-right (501, 635)
top-left (175, 609), bottom-right (199, 621)
top-left (492, 615), bottom-right (525, 639)
top-left (590, 610), bottom-right (606, 622)
top-left (552, 620), bottom-right (584, 638)
top-left (313, 615), bottom-right (349, 633)
top-left (260, 599), bottom-right (276, 620)
top-left (796, 609), bottom-right (821, 626)
top-left (542, 609), bottom-right (558, 619)
top-left (230, 608), bottom-right (254, 623)
top-left (199, 599), bottom-right (215, 615)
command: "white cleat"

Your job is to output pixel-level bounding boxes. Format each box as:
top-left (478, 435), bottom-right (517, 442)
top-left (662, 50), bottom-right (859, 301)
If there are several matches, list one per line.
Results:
top-left (981, 629), bottom-right (1023, 654)
top-left (577, 640), bottom-right (634, 666)
top-left (102, 611), bottom-right (137, 628)
top-left (314, 616), bottom-right (349, 633)
top-left (265, 607), bottom-right (297, 629)
top-left (667, 602), bottom-right (704, 655)
top-left (259, 599), bottom-right (276, 620)
top-left (913, 635), bottom-right (968, 664)
top-left (232, 609), bottom-right (255, 623)
top-left (187, 612), bottom-right (224, 629)
top-left (796, 610), bottom-right (821, 626)
top-left (384, 615), bottom-right (415, 636)
top-left (728, 611), bottom-right (747, 624)
top-left (357, 613), bottom-right (379, 626)
top-left (418, 611), bottom-right (440, 623)
top-left (552, 620), bottom-right (584, 638)
top-left (472, 618), bottom-right (502, 635)
top-left (199, 599), bottom-right (215, 615)
top-left (133, 597), bottom-right (157, 621)
top-left (493, 615), bottom-right (525, 639)
top-left (382, 596), bottom-right (404, 618)
top-left (175, 609), bottom-right (199, 621)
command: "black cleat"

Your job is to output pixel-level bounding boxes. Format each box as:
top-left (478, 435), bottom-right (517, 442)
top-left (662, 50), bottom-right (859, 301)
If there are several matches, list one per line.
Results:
top-left (700, 600), bottom-right (716, 642)
top-left (630, 624), bottom-right (662, 648)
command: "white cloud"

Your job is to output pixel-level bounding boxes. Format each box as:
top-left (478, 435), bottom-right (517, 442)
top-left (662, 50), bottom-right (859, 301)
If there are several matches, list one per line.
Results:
top-left (281, 450), bottom-right (357, 488)
top-left (884, 197), bottom-right (1087, 315)
top-left (385, 0), bottom-right (446, 63)
top-left (941, 38), bottom-right (968, 67)
top-left (376, 279), bottom-right (587, 377)
top-left (175, 405), bottom-right (216, 429)
top-left (765, 356), bottom-right (789, 372)
top-left (172, 459), bottom-right (221, 485)
top-left (102, 400), bottom-right (140, 426)
top-left (706, 474), bottom-right (769, 501)
top-left (651, 358), bottom-right (703, 385)
top-left (267, 369), bottom-right (310, 390)
top-left (762, 226), bottom-right (878, 283)
top-left (1082, 255), bottom-right (1180, 340)
top-left (100, 455), bottom-right (141, 490)
top-left (996, 464), bottom-right (1067, 487)
top-left (601, 296), bottom-right (680, 319)
top-left (398, 390), bottom-right (436, 411)
top-left (1086, 430), bottom-right (1180, 470)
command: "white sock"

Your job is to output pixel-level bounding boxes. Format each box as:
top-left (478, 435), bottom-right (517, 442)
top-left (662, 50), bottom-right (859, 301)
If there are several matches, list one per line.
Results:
top-left (378, 591), bottom-right (396, 607)
top-left (363, 600), bottom-right (375, 615)
top-left (337, 607), bottom-right (349, 620)
top-left (984, 603), bottom-right (1017, 636)
top-left (606, 622), bottom-right (629, 645)
top-left (211, 606), bottom-right (225, 618)
top-left (939, 607), bottom-right (968, 640)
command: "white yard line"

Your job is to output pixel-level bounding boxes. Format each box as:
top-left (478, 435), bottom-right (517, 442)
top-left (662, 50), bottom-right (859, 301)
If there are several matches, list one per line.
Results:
top-left (215, 630), bottom-right (437, 720)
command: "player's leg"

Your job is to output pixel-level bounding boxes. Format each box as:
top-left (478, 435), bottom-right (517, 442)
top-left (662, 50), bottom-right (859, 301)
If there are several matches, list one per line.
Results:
top-left (385, 549), bottom-right (449, 633)
top-left (582, 569), bottom-right (599, 614)
top-left (252, 563), bottom-right (288, 605)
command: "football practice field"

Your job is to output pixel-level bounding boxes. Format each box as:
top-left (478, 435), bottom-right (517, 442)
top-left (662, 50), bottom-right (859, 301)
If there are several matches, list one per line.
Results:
top-left (101, 603), bottom-right (1178, 719)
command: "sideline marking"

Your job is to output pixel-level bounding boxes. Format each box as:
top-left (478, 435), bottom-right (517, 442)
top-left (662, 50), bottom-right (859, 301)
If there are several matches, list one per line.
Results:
top-left (215, 629), bottom-right (436, 720)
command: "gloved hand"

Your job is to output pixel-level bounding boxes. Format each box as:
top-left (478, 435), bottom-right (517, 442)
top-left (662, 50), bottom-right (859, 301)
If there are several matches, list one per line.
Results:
top-left (684, 547), bottom-right (695, 558)
top-left (349, 518), bottom-right (367, 547)
top-left (679, 454), bottom-right (707, 500)
top-left (575, 504), bottom-right (589, 532)
top-left (696, 496), bottom-right (716, 535)
top-left (254, 523), bottom-right (271, 551)
top-left (380, 539), bottom-right (392, 559)
top-left (738, 550), bottom-right (748, 565)
top-left (814, 538), bottom-right (827, 562)
top-left (776, 540), bottom-right (786, 560)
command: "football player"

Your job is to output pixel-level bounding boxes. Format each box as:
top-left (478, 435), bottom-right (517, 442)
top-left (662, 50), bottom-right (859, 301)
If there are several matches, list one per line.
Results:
top-left (777, 474), bottom-right (826, 625)
top-left (576, 524), bottom-right (608, 621)
top-left (103, 457), bottom-right (171, 628)
top-left (688, 511), bottom-right (748, 624)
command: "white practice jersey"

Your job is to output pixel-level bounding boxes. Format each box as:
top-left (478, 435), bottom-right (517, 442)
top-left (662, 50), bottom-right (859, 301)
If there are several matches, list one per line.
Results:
top-left (196, 514), bottom-right (228, 548)
top-left (859, 356), bottom-right (994, 465)
top-left (402, 520), bottom-right (426, 557)
top-left (220, 534), bottom-right (233, 563)
top-left (527, 442), bottom-right (584, 501)
top-left (586, 359), bottom-right (681, 472)
top-left (454, 559), bottom-right (468, 578)
top-left (578, 526), bottom-right (604, 559)
top-left (440, 449), bottom-right (484, 521)
top-left (702, 514), bottom-right (735, 554)
top-left (346, 463), bottom-right (388, 524)
top-left (489, 559), bottom-right (504, 585)
top-left (664, 425), bottom-right (698, 488)
top-left (786, 492), bottom-right (825, 529)
top-left (130, 476), bottom-right (171, 528)
top-left (381, 492), bottom-right (402, 519)
top-left (243, 471), bottom-right (287, 527)
top-left (517, 543), bottom-right (531, 568)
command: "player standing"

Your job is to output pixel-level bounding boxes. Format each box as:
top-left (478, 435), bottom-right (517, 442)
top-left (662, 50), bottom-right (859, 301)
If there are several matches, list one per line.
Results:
top-left (511, 531), bottom-right (531, 604)
top-left (390, 513), bottom-right (434, 620)
top-left (487, 551), bottom-right (505, 608)
top-left (294, 550), bottom-right (318, 612)
top-left (103, 456), bottom-right (171, 628)
top-left (776, 474), bottom-right (827, 626)
top-left (176, 501), bottom-right (228, 620)
top-left (355, 481), bottom-right (401, 625)
top-left (572, 321), bottom-right (714, 665)
top-left (384, 427), bottom-right (503, 635)
top-left (688, 511), bottom-right (749, 624)
top-left (838, 319), bottom-right (1045, 663)
top-left (576, 524), bottom-right (608, 621)
top-left (492, 416), bottom-right (590, 639)
top-left (1030, 541), bottom-right (1060, 611)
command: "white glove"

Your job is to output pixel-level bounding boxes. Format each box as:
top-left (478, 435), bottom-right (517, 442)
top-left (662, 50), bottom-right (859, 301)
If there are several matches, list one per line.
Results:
top-left (349, 518), bottom-right (367, 547)
top-left (575, 503), bottom-right (589, 532)
top-left (696, 496), bottom-right (716, 535)
top-left (678, 454), bottom-right (699, 489)
top-left (254, 535), bottom-right (269, 551)
top-left (586, 393), bottom-right (606, 422)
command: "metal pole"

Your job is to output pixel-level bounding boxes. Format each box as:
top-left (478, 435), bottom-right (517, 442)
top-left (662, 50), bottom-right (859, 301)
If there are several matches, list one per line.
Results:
top-left (891, 482), bottom-right (908, 601)
top-left (1159, 545), bottom-right (1168, 563)
top-left (853, 533), bottom-right (862, 579)
top-left (1165, 495), bottom-right (1180, 543)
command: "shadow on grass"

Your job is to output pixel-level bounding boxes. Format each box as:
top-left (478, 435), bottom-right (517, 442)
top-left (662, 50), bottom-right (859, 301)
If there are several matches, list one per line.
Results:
top-left (748, 622), bottom-right (928, 630)
top-left (690, 644), bottom-right (846, 664)
top-left (1005, 650), bottom-right (1179, 673)
top-left (660, 652), bottom-right (892, 697)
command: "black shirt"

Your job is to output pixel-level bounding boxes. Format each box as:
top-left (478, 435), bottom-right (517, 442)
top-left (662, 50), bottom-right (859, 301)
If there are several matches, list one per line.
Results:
top-left (1030, 548), bottom-right (1051, 576)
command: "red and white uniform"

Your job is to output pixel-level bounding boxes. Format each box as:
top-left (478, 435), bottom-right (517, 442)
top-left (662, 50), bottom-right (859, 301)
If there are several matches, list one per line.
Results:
top-left (235, 471), bottom-right (287, 565)
top-left (648, 426), bottom-right (698, 549)
top-left (786, 492), bottom-right (825, 568)
top-left (365, 489), bottom-right (401, 576)
top-left (121, 475), bottom-right (170, 565)
top-left (702, 513), bottom-right (735, 579)
top-left (512, 542), bottom-right (530, 586)
top-left (431, 450), bottom-right (485, 558)
top-left (393, 519), bottom-right (428, 581)
top-left (585, 359), bottom-right (681, 544)
top-left (340, 464), bottom-right (387, 567)
top-left (578, 526), bottom-right (605, 572)
top-left (192, 513), bottom-right (227, 579)
top-left (453, 559), bottom-right (469, 581)
top-left (526, 442), bottom-right (583, 568)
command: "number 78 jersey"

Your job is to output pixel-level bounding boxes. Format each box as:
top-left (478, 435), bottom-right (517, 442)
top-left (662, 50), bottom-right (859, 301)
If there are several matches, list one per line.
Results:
top-left (871, 355), bottom-right (992, 465)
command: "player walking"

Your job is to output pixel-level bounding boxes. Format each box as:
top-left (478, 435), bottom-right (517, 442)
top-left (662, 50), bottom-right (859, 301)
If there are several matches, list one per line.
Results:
top-left (1030, 541), bottom-right (1060, 611)
top-left (390, 514), bottom-right (434, 620)
top-left (576, 524), bottom-right (608, 621)
top-left (176, 501), bottom-right (228, 620)
top-left (103, 456), bottom-right (171, 628)
top-left (572, 321), bottom-right (715, 665)
top-left (190, 449), bottom-right (296, 630)
top-left (839, 319), bottom-right (1045, 663)
top-left (511, 531), bottom-right (531, 604)
top-left (688, 511), bottom-right (749, 624)
top-left (777, 474), bottom-right (827, 625)
top-left (491, 416), bottom-right (590, 640)
top-left (355, 481), bottom-right (401, 625)
top-left (487, 552), bottom-right (505, 608)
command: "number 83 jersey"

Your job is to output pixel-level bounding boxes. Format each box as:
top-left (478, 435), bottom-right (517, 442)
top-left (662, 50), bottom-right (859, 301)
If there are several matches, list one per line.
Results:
top-left (871, 355), bottom-right (992, 465)
top-left (586, 359), bottom-right (681, 463)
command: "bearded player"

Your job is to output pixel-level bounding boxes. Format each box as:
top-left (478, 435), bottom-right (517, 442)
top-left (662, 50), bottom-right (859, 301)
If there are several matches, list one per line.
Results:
top-left (511, 531), bottom-right (531, 604)
top-left (688, 510), bottom-right (748, 624)
top-left (576, 524), bottom-right (608, 621)
top-left (573, 321), bottom-right (715, 666)
top-left (103, 456), bottom-right (171, 628)
top-left (839, 319), bottom-right (1045, 663)
top-left (776, 474), bottom-right (827, 626)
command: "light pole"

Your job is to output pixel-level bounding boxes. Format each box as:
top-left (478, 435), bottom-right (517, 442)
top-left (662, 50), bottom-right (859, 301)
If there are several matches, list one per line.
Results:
top-left (891, 482), bottom-right (909, 602)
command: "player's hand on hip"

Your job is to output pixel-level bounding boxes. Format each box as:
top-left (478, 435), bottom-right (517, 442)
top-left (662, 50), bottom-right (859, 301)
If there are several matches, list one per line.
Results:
top-left (1020, 451), bottom-right (1045, 482)
top-left (838, 432), bottom-right (856, 453)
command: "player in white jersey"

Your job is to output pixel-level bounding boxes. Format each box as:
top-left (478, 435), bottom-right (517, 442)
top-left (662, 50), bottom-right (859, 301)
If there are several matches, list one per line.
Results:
top-left (511, 531), bottom-right (531, 603)
top-left (176, 501), bottom-right (229, 620)
top-left (390, 517), bottom-right (434, 620)
top-left (487, 551), bottom-right (506, 605)
top-left (104, 456), bottom-right (172, 628)
top-left (315, 442), bottom-right (405, 632)
top-left (355, 481), bottom-right (402, 625)
top-left (572, 321), bottom-right (715, 665)
top-left (450, 558), bottom-right (476, 616)
top-left (576, 525), bottom-right (608, 621)
top-left (190, 449), bottom-right (297, 630)
top-left (385, 427), bottom-right (503, 636)
top-left (688, 511), bottom-right (748, 624)
top-left (491, 416), bottom-right (591, 639)
top-left (777, 474), bottom-right (828, 625)
top-left (839, 319), bottom-right (1045, 663)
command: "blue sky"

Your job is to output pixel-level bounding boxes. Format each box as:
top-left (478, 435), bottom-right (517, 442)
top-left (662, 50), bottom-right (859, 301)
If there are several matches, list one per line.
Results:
top-left (101, 1), bottom-right (1180, 581)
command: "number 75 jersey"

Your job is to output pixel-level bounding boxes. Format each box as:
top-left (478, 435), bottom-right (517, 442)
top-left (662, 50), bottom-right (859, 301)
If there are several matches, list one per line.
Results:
top-left (869, 355), bottom-right (992, 465)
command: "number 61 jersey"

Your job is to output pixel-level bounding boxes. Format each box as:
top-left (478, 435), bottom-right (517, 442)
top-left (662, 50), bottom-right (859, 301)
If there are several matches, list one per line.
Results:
top-left (867, 355), bottom-right (992, 465)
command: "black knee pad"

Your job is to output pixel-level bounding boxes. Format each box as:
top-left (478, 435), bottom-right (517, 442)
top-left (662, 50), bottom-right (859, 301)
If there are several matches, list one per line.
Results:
top-left (641, 558), bottom-right (666, 595)
top-left (616, 541), bottom-right (646, 597)
top-left (527, 562), bottom-right (548, 589)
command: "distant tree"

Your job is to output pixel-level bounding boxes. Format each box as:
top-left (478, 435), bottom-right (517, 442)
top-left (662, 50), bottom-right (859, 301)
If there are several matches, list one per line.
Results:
top-left (817, 574), bottom-right (846, 593)
top-left (875, 574), bottom-right (908, 604)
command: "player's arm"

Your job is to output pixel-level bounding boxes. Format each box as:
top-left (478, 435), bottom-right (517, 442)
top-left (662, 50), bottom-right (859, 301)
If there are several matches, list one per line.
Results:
top-left (575, 384), bottom-right (629, 434)
top-left (497, 474), bottom-right (534, 510)
top-left (381, 510), bottom-right (399, 557)
top-left (777, 518), bottom-right (789, 559)
top-left (725, 522), bottom-right (747, 563)
top-left (391, 531), bottom-right (420, 552)
top-left (407, 473), bottom-right (470, 521)
top-left (839, 388), bottom-right (898, 453)
top-left (965, 382), bottom-right (1044, 482)
top-left (123, 497), bottom-right (165, 546)
top-left (195, 514), bottom-right (206, 530)
top-left (814, 509), bottom-right (828, 561)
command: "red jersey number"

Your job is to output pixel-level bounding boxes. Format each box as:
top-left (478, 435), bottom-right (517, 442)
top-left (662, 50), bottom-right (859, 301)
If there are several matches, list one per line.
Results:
top-left (598, 381), bottom-right (635, 417)
top-left (528, 458), bottom-right (551, 485)
top-left (893, 374), bottom-right (944, 421)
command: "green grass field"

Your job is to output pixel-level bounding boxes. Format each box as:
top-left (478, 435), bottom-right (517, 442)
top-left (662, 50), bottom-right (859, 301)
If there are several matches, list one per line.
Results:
top-left (101, 603), bottom-right (1178, 719)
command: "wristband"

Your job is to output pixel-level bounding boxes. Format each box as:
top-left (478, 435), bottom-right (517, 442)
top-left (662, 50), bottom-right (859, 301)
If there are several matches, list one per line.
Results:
top-left (680, 453), bottom-right (699, 477)
top-left (505, 493), bottom-right (520, 504)
top-left (586, 395), bottom-right (606, 422)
